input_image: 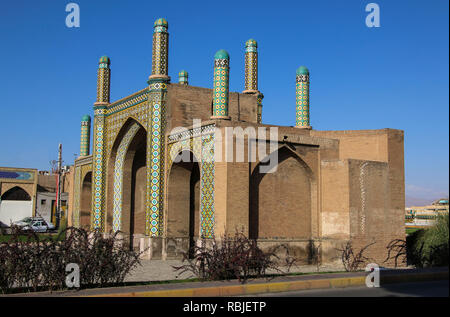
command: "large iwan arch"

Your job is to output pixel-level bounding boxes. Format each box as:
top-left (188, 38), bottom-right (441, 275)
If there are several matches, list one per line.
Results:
top-left (106, 118), bottom-right (147, 248)
top-left (249, 146), bottom-right (315, 240)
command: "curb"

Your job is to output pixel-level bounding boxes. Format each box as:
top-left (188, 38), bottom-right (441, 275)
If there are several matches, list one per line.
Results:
top-left (88, 270), bottom-right (448, 297)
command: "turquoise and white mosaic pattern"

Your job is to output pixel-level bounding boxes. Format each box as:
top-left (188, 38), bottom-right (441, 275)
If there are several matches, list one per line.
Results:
top-left (167, 124), bottom-right (216, 238)
top-left (212, 50), bottom-right (230, 118)
top-left (200, 130), bottom-right (215, 238)
top-left (146, 80), bottom-right (168, 236)
top-left (112, 122), bottom-right (140, 232)
top-left (92, 113), bottom-right (106, 230)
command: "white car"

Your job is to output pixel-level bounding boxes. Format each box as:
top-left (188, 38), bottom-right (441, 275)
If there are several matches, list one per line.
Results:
top-left (22, 219), bottom-right (56, 233)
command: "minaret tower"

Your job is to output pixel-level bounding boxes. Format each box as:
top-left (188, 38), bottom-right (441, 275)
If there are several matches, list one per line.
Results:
top-left (295, 66), bottom-right (311, 129)
top-left (243, 39), bottom-right (263, 123)
top-left (150, 18), bottom-right (169, 80)
top-left (178, 70), bottom-right (188, 85)
top-left (79, 115), bottom-right (91, 157)
top-left (146, 18), bottom-right (171, 237)
top-left (211, 49), bottom-right (230, 119)
top-left (92, 55), bottom-right (111, 231)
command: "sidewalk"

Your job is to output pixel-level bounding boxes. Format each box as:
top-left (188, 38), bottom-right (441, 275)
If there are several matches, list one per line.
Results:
top-left (6, 267), bottom-right (448, 297)
top-left (124, 260), bottom-right (345, 283)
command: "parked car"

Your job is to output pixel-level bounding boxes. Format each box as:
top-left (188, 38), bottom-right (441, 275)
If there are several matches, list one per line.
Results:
top-left (14, 217), bottom-right (56, 233)
top-left (13, 217), bottom-right (37, 227)
top-left (22, 219), bottom-right (55, 233)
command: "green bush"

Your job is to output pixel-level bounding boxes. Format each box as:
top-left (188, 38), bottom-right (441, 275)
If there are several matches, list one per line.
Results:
top-left (407, 213), bottom-right (449, 267)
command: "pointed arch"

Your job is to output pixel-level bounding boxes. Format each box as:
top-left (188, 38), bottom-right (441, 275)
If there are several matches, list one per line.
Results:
top-left (106, 117), bottom-right (147, 234)
top-left (112, 122), bottom-right (141, 231)
top-left (166, 150), bottom-right (201, 257)
top-left (80, 172), bottom-right (92, 229)
top-left (1, 186), bottom-right (31, 201)
top-left (249, 145), bottom-right (316, 239)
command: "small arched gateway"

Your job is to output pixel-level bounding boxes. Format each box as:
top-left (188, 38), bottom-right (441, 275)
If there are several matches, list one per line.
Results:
top-left (80, 172), bottom-right (92, 229)
top-left (166, 150), bottom-right (200, 258)
top-left (0, 168), bottom-right (37, 226)
top-left (0, 187), bottom-right (33, 225)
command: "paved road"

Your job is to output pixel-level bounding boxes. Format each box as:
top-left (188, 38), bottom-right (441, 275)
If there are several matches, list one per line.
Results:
top-left (242, 280), bottom-right (449, 297)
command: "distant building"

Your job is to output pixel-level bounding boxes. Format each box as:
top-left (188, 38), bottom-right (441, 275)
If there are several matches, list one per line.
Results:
top-left (405, 198), bottom-right (449, 228)
top-left (0, 167), bottom-right (37, 226)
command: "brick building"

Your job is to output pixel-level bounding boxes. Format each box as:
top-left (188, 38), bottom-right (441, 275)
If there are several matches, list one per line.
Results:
top-left (70, 18), bottom-right (405, 265)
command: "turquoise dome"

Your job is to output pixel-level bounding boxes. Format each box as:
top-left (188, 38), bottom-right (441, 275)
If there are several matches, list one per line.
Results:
top-left (99, 56), bottom-right (110, 65)
top-left (154, 18), bottom-right (168, 27)
top-left (296, 66), bottom-right (309, 75)
top-left (214, 49), bottom-right (229, 60)
top-left (81, 115), bottom-right (91, 122)
top-left (245, 39), bottom-right (257, 47)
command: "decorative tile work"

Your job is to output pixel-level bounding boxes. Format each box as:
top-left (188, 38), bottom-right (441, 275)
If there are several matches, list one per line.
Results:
top-left (178, 70), bottom-right (188, 85)
top-left (146, 80), bottom-right (168, 236)
top-left (80, 120), bottom-right (91, 156)
top-left (245, 39), bottom-right (258, 92)
top-left (96, 59), bottom-right (110, 104)
top-left (296, 73), bottom-right (310, 127)
top-left (92, 114), bottom-right (107, 230)
top-left (106, 89), bottom-right (148, 115)
top-left (200, 132), bottom-right (215, 238)
top-left (257, 93), bottom-right (263, 123)
top-left (91, 57), bottom-right (111, 231)
top-left (152, 19), bottom-right (168, 76)
top-left (112, 123), bottom-right (140, 232)
top-left (0, 170), bottom-right (34, 181)
top-left (167, 124), bottom-right (216, 238)
top-left (106, 100), bottom-right (149, 157)
top-left (212, 51), bottom-right (230, 118)
top-left (143, 18), bottom-right (171, 236)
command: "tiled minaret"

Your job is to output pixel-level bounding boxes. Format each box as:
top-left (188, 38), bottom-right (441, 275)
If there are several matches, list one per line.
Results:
top-left (211, 49), bottom-right (230, 119)
top-left (243, 39), bottom-right (263, 123)
top-left (150, 18), bottom-right (169, 80)
top-left (79, 115), bottom-right (91, 157)
top-left (146, 18), bottom-right (171, 236)
top-left (295, 66), bottom-right (311, 129)
top-left (178, 70), bottom-right (188, 85)
top-left (92, 56), bottom-right (111, 230)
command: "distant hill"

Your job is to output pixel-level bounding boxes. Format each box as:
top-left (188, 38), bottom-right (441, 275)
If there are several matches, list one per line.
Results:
top-left (405, 195), bottom-right (433, 207)
top-left (405, 195), bottom-right (449, 207)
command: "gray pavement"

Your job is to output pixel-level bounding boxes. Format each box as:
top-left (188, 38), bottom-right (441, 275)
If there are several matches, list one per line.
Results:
top-left (124, 259), bottom-right (345, 282)
top-left (243, 280), bottom-right (449, 297)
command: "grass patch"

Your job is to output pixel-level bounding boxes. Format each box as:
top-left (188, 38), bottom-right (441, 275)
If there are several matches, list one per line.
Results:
top-left (406, 228), bottom-right (421, 235)
top-left (407, 213), bottom-right (449, 267)
top-left (0, 233), bottom-right (63, 243)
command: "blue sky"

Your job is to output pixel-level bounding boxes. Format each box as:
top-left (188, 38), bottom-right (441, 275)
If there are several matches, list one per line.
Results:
top-left (0, 0), bottom-right (448, 200)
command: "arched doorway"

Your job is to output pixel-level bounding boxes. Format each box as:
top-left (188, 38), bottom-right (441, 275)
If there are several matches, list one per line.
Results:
top-left (0, 186), bottom-right (32, 225)
top-left (167, 151), bottom-right (200, 257)
top-left (249, 146), bottom-right (313, 239)
top-left (107, 119), bottom-right (147, 249)
top-left (80, 172), bottom-right (92, 230)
